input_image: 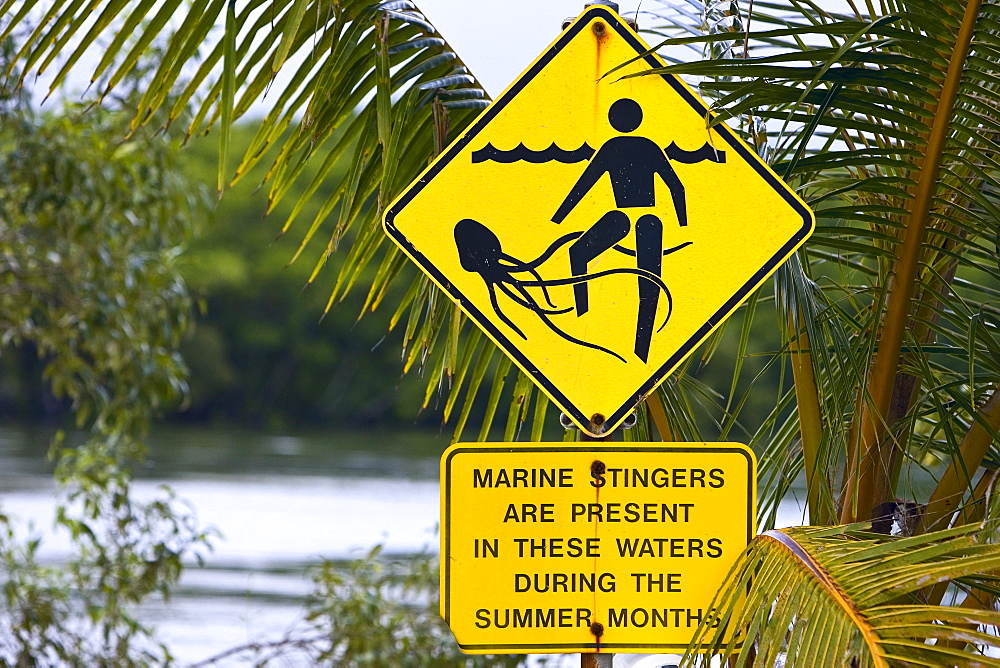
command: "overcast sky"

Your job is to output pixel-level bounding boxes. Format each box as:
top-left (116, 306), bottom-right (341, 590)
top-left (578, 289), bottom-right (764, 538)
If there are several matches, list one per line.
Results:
top-left (417, 0), bottom-right (625, 97)
top-left (413, 0), bottom-right (857, 97)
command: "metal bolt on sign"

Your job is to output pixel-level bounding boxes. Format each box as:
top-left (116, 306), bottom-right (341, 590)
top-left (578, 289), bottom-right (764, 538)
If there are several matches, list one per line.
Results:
top-left (560, 411), bottom-right (637, 431)
top-left (565, 1), bottom-right (639, 31)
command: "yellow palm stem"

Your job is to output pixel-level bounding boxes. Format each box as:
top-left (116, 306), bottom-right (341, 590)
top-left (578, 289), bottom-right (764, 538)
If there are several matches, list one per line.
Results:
top-left (789, 315), bottom-right (831, 525)
top-left (956, 470), bottom-right (999, 528)
top-left (926, 471), bottom-right (997, 606)
top-left (920, 388), bottom-right (1000, 534)
top-left (646, 391), bottom-right (675, 441)
top-left (840, 389), bottom-right (864, 521)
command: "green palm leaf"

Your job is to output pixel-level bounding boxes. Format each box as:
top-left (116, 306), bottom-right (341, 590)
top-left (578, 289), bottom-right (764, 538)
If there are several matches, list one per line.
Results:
top-left (1, 0), bottom-right (509, 437)
top-left (5, 0), bottom-right (999, 522)
top-left (643, 0), bottom-right (1000, 533)
top-left (5, 0), bottom-right (996, 510)
top-left (685, 523), bottom-right (1000, 666)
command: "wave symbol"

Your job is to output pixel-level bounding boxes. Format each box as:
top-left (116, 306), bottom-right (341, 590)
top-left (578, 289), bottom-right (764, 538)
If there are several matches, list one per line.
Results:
top-left (664, 142), bottom-right (727, 164)
top-left (471, 142), bottom-right (595, 164)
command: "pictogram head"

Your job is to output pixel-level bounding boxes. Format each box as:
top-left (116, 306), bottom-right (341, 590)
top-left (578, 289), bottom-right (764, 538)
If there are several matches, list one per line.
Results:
top-left (608, 98), bottom-right (642, 132)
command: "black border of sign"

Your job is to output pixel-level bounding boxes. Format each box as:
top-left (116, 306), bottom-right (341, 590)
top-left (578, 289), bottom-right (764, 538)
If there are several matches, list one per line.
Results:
top-left (441, 444), bottom-right (756, 652)
top-left (383, 6), bottom-right (814, 436)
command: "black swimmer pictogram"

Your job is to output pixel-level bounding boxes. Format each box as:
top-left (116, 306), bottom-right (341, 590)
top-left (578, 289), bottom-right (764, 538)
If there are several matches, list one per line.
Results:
top-left (462, 97), bottom-right (725, 362)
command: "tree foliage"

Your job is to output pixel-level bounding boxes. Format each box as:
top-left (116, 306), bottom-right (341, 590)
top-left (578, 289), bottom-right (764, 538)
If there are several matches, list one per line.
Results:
top-left (176, 124), bottom-right (433, 429)
top-left (0, 62), bottom-right (196, 447)
top-left (638, 0), bottom-right (1000, 662)
top-left (1, 457), bottom-right (212, 666)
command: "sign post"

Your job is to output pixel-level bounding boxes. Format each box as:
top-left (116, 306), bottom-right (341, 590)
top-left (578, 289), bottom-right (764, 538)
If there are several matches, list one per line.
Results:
top-left (580, 415), bottom-right (615, 668)
top-left (382, 1), bottom-right (811, 660)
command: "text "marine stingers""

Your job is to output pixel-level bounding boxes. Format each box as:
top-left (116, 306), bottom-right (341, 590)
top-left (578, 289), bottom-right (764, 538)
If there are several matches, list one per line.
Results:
top-left (471, 467), bottom-right (726, 488)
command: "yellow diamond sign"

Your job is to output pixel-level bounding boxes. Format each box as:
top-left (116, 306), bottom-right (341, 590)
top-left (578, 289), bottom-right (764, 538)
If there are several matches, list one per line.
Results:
top-left (384, 6), bottom-right (814, 436)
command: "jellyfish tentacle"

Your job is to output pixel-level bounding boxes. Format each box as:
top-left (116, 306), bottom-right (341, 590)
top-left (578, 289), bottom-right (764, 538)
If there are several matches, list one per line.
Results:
top-left (456, 217), bottom-right (677, 359)
top-left (611, 240), bottom-right (693, 258)
top-left (612, 244), bottom-right (636, 257)
top-left (519, 267), bottom-right (671, 298)
top-left (515, 231), bottom-right (583, 270)
top-left (663, 241), bottom-right (693, 256)
top-left (521, 268), bottom-right (675, 331)
top-left (533, 305), bottom-right (627, 363)
top-left (655, 287), bottom-right (673, 332)
top-left (500, 255), bottom-right (558, 308)
top-left (498, 282), bottom-right (572, 315)
top-left (524, 265), bottom-right (558, 308)
top-left (487, 282), bottom-right (526, 339)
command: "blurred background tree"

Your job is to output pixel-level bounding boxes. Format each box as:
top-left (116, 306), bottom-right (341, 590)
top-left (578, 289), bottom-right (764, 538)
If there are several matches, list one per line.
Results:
top-left (176, 125), bottom-right (432, 430)
top-left (0, 36), bottom-right (213, 663)
top-left (0, 1), bottom-right (780, 437)
top-left (0, 115), bottom-right (435, 432)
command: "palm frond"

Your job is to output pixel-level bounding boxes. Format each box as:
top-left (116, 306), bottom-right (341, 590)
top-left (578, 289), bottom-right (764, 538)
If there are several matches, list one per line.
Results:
top-left (645, 0), bottom-right (1000, 530)
top-left (1, 0), bottom-right (513, 436)
top-left (684, 523), bottom-right (1000, 667)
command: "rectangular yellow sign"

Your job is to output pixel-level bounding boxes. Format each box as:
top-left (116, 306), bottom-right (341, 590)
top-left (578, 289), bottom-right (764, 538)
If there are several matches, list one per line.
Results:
top-left (440, 442), bottom-right (756, 654)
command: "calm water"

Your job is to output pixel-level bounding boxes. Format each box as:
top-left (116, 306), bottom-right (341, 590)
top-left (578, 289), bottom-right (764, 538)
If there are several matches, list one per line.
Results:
top-left (0, 426), bottom-right (806, 666)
